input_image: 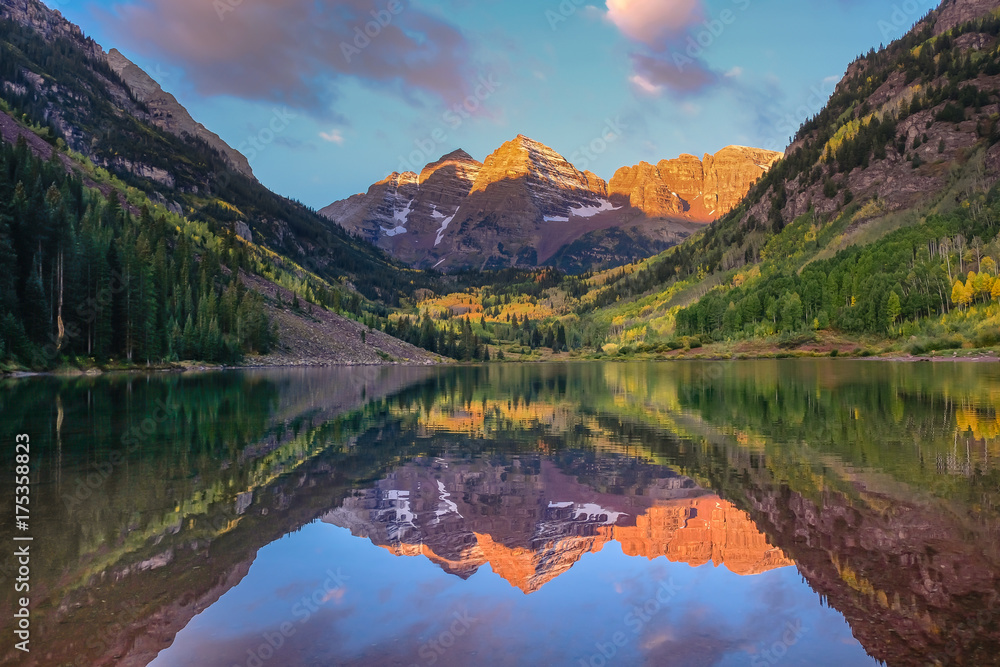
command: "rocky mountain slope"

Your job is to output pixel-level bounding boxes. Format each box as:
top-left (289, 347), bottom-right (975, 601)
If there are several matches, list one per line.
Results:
top-left (681, 0), bottom-right (1000, 271)
top-left (104, 48), bottom-right (254, 180)
top-left (321, 137), bottom-right (779, 273)
top-left (609, 146), bottom-right (781, 220)
top-left (580, 0), bottom-right (1000, 350)
top-left (0, 0), bottom-right (441, 367)
top-left (0, 0), bottom-right (411, 302)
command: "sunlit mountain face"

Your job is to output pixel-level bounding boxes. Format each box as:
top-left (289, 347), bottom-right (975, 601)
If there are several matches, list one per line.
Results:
top-left (324, 457), bottom-right (794, 594)
top-left (319, 137), bottom-right (780, 273)
top-left (1, 361), bottom-right (998, 666)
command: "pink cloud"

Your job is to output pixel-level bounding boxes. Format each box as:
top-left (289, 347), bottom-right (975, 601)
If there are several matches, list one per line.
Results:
top-left (630, 52), bottom-right (718, 95)
top-left (98, 0), bottom-right (476, 115)
top-left (605, 0), bottom-right (704, 46)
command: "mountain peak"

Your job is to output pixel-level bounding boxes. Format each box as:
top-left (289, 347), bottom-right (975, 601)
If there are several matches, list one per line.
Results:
top-left (504, 134), bottom-right (551, 152)
top-left (471, 134), bottom-right (590, 194)
top-left (323, 136), bottom-right (780, 272)
top-left (418, 150), bottom-right (481, 187)
top-left (438, 148), bottom-right (476, 162)
top-left (374, 171), bottom-right (418, 187)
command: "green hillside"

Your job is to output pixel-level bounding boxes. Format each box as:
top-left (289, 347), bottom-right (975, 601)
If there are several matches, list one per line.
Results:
top-left (561, 6), bottom-right (1000, 357)
top-left (0, 4), bottom-right (457, 368)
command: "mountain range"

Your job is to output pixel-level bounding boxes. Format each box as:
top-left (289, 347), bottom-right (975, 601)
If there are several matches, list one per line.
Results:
top-left (7, 0), bottom-right (1000, 369)
top-left (321, 138), bottom-right (780, 272)
top-left (324, 457), bottom-right (792, 594)
top-left (0, 0), bottom-right (451, 367)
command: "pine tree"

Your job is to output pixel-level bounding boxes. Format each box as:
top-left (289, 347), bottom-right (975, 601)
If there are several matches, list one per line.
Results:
top-left (182, 314), bottom-right (196, 359)
top-left (461, 317), bottom-right (473, 360)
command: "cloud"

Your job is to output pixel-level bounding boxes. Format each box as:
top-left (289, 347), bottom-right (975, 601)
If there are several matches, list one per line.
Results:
top-left (630, 52), bottom-right (718, 95)
top-left (604, 0), bottom-right (722, 97)
top-left (630, 74), bottom-right (663, 95)
top-left (98, 0), bottom-right (477, 116)
top-left (605, 0), bottom-right (703, 46)
top-left (320, 129), bottom-right (345, 145)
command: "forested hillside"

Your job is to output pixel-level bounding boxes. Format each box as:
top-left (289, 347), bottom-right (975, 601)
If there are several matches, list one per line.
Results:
top-left (9, 0), bottom-right (1000, 368)
top-left (0, 136), bottom-right (276, 365)
top-left (550, 2), bottom-right (1000, 356)
top-left (369, 1), bottom-right (1000, 361)
top-left (0, 1), bottom-right (451, 368)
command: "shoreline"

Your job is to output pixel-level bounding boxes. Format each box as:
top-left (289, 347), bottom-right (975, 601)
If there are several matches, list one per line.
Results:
top-left (4, 349), bottom-right (999, 379)
top-left (0, 357), bottom-right (445, 379)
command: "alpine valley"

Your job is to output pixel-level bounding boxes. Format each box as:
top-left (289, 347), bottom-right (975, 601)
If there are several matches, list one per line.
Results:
top-left (6, 0), bottom-right (1000, 369)
top-left (5, 2), bottom-right (1000, 667)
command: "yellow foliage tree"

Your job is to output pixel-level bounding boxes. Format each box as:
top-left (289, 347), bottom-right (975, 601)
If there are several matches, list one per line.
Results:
top-left (965, 276), bottom-right (977, 306)
top-left (952, 280), bottom-right (973, 308)
top-left (973, 271), bottom-right (994, 301)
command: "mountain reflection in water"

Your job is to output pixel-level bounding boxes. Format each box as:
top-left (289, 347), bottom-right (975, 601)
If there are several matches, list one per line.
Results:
top-left (325, 457), bottom-right (793, 594)
top-left (0, 361), bottom-right (997, 667)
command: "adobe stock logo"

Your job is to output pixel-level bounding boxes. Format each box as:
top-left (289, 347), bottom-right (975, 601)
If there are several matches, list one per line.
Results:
top-left (569, 117), bottom-right (628, 171)
top-left (877, 0), bottom-right (936, 41)
top-left (237, 108), bottom-right (298, 162)
top-left (671, 0), bottom-right (753, 73)
top-left (396, 73), bottom-right (501, 174)
top-left (578, 578), bottom-right (680, 667)
top-left (749, 619), bottom-right (806, 666)
top-left (341, 0), bottom-right (407, 63)
top-left (545, 0), bottom-right (589, 31)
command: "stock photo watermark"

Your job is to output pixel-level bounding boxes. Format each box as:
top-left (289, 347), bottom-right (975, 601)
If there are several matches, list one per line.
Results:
top-left (545, 0), bottom-right (589, 31)
top-left (759, 77), bottom-right (839, 153)
top-left (877, 0), bottom-right (936, 41)
top-left (237, 108), bottom-right (298, 162)
top-left (396, 73), bottom-right (501, 173)
top-left (578, 578), bottom-right (680, 666)
top-left (340, 0), bottom-right (406, 63)
top-left (61, 399), bottom-right (179, 510)
top-left (569, 116), bottom-right (628, 171)
top-left (410, 609), bottom-right (478, 666)
top-left (749, 619), bottom-right (806, 666)
top-left (233, 568), bottom-right (350, 667)
top-left (12, 434), bottom-right (32, 653)
top-left (670, 0), bottom-right (753, 73)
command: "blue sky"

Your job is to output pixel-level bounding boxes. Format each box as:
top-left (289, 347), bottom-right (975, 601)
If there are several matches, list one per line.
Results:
top-left (151, 520), bottom-right (878, 666)
top-left (58, 0), bottom-right (936, 208)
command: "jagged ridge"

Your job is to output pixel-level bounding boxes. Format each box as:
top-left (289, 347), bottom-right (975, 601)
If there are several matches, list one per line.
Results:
top-left (321, 136), bottom-right (779, 273)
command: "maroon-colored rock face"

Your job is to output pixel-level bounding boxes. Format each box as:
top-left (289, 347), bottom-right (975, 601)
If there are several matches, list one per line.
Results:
top-left (320, 137), bottom-right (780, 272)
top-left (323, 458), bottom-right (792, 593)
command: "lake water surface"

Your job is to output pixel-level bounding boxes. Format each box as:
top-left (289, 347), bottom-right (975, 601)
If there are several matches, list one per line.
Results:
top-left (1, 361), bottom-right (998, 667)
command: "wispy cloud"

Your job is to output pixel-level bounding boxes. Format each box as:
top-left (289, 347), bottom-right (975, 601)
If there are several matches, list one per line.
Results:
top-left (320, 129), bottom-right (345, 145)
top-left (630, 52), bottom-right (718, 95)
top-left (98, 0), bottom-right (479, 116)
top-left (602, 0), bottom-right (725, 97)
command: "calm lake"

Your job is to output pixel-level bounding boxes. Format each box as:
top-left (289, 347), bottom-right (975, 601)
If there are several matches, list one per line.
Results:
top-left (1, 361), bottom-right (998, 667)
